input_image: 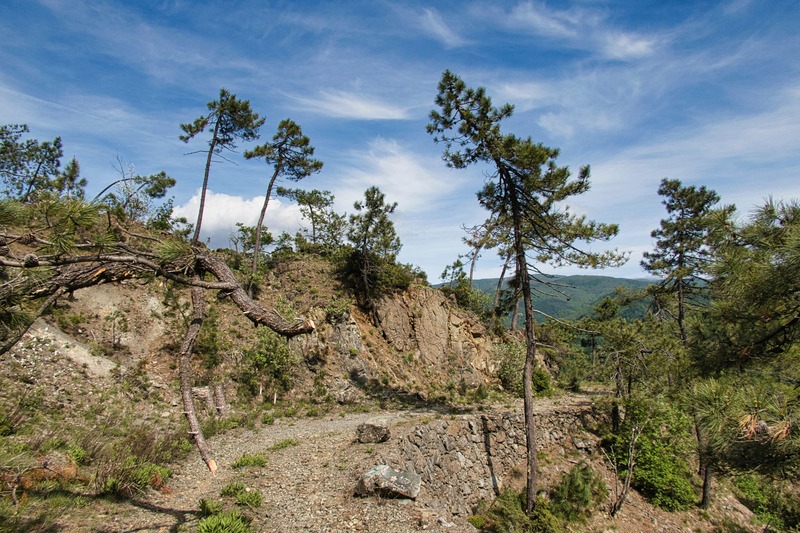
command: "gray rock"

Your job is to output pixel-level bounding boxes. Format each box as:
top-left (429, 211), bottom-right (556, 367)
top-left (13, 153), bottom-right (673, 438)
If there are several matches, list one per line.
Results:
top-left (356, 418), bottom-right (391, 443)
top-left (355, 464), bottom-right (422, 499)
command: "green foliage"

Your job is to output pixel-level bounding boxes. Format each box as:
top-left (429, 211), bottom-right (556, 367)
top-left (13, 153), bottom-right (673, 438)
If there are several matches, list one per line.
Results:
top-left (642, 178), bottom-right (732, 341)
top-left (235, 490), bottom-right (263, 508)
top-left (324, 295), bottom-right (353, 322)
top-left (199, 498), bottom-right (223, 517)
top-left (439, 259), bottom-right (492, 317)
top-left (549, 463), bottom-right (606, 522)
top-left (496, 339), bottom-right (552, 398)
top-left (237, 326), bottom-right (298, 398)
top-left (344, 186), bottom-right (414, 308)
top-left (220, 481), bottom-right (247, 497)
top-left (96, 163), bottom-right (177, 225)
top-left (606, 397), bottom-right (696, 511)
top-left (67, 444), bottom-right (90, 466)
top-left (180, 87), bottom-right (265, 244)
top-left (472, 489), bottom-right (562, 532)
top-left (197, 509), bottom-right (252, 533)
top-left (93, 426), bottom-right (190, 497)
top-left (278, 187), bottom-right (345, 252)
top-left (0, 388), bottom-right (42, 436)
top-left (270, 438), bottom-right (298, 451)
top-left (733, 475), bottom-right (800, 531)
top-left (0, 123), bottom-right (65, 202)
top-left (195, 305), bottom-right (227, 369)
top-left (232, 453), bottom-right (267, 469)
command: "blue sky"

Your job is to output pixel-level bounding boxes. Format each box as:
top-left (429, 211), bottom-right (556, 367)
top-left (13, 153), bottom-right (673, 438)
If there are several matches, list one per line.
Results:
top-left (1, 0), bottom-right (799, 280)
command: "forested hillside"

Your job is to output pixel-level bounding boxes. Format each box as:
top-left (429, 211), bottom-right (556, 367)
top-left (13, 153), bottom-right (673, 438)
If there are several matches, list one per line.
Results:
top-left (469, 275), bottom-right (653, 322)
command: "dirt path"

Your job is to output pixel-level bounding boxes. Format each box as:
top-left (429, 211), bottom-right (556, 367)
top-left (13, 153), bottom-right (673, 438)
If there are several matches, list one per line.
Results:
top-left (79, 408), bottom-right (479, 532)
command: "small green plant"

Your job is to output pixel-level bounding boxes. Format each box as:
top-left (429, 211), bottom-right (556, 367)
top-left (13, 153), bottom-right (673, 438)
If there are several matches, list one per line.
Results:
top-left (496, 339), bottom-right (553, 398)
top-left (197, 509), bottom-right (251, 533)
top-left (474, 489), bottom-right (562, 532)
top-left (220, 481), bottom-right (247, 497)
top-left (235, 490), bottom-right (263, 508)
top-left (199, 498), bottom-right (223, 517)
top-left (550, 462), bottom-right (606, 522)
top-left (67, 444), bottom-right (90, 466)
top-left (232, 453), bottom-right (267, 469)
top-left (270, 438), bottom-right (298, 451)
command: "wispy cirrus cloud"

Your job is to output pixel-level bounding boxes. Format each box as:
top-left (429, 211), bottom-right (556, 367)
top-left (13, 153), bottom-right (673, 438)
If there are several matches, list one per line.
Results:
top-left (420, 8), bottom-right (468, 48)
top-left (500, 1), bottom-right (659, 61)
top-left (288, 90), bottom-right (411, 120)
top-left (335, 137), bottom-right (460, 212)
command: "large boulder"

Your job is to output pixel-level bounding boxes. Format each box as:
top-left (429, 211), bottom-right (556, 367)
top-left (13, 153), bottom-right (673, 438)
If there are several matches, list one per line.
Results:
top-left (356, 418), bottom-right (391, 443)
top-left (355, 464), bottom-right (421, 499)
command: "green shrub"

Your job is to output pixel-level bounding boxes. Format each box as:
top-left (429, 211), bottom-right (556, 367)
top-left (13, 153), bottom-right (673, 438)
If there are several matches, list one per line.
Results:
top-left (550, 463), bottom-right (606, 522)
top-left (232, 453), bottom-right (267, 469)
top-left (199, 498), bottom-right (223, 517)
top-left (235, 490), bottom-right (263, 508)
top-left (68, 444), bottom-right (90, 465)
top-left (270, 438), bottom-right (298, 451)
top-left (605, 397), bottom-right (696, 512)
top-left (472, 489), bottom-right (563, 532)
top-left (236, 327), bottom-right (298, 398)
top-left (220, 481), bottom-right (247, 498)
top-left (496, 339), bottom-right (553, 398)
top-left (733, 475), bottom-right (799, 530)
top-left (197, 510), bottom-right (251, 533)
top-left (93, 426), bottom-right (186, 496)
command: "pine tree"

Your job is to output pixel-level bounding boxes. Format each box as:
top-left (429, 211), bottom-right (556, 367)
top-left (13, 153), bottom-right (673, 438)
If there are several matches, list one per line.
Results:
top-left (180, 88), bottom-right (264, 245)
top-left (641, 178), bottom-right (734, 343)
top-left (243, 119), bottom-right (322, 293)
top-left (428, 70), bottom-right (625, 513)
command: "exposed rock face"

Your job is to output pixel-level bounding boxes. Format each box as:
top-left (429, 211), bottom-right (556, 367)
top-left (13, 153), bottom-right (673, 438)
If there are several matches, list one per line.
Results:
top-left (291, 284), bottom-right (496, 400)
top-left (356, 464), bottom-right (422, 499)
top-left (376, 286), bottom-right (494, 380)
top-left (356, 418), bottom-right (391, 443)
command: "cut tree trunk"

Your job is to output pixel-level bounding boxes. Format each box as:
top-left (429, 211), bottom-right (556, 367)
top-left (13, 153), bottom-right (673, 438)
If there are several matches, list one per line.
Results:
top-left (178, 284), bottom-right (217, 474)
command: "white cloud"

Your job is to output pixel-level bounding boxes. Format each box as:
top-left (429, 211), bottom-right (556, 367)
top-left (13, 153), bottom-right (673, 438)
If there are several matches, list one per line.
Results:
top-left (510, 2), bottom-right (577, 40)
top-left (289, 89), bottom-right (410, 120)
top-left (500, 1), bottom-right (660, 61)
top-left (420, 8), bottom-right (468, 48)
top-left (334, 137), bottom-right (461, 213)
top-left (601, 32), bottom-right (657, 60)
top-left (173, 190), bottom-right (303, 249)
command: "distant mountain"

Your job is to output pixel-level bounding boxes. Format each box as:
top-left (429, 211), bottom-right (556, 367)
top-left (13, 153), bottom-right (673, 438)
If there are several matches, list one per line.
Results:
top-left (468, 275), bottom-right (655, 323)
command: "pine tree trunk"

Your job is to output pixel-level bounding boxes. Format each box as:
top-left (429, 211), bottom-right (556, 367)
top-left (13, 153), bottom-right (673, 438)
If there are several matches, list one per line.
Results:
top-left (192, 122), bottom-right (220, 246)
top-left (700, 462), bottom-right (712, 508)
top-left (507, 175), bottom-right (539, 515)
top-left (249, 169), bottom-right (279, 297)
top-left (178, 284), bottom-right (217, 474)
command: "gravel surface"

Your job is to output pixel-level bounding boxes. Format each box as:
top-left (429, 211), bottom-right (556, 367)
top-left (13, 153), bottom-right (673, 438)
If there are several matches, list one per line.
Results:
top-left (89, 409), bottom-right (476, 533)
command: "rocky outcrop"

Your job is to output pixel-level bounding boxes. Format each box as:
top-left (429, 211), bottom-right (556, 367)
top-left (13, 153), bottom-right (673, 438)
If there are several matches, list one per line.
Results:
top-left (290, 284), bottom-right (496, 400)
top-left (376, 286), bottom-right (494, 380)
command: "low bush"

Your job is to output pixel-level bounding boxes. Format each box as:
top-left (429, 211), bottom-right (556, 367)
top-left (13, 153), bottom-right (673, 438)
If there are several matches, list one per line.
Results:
top-left (197, 509), bottom-right (251, 533)
top-left (469, 488), bottom-right (562, 532)
top-left (232, 453), bottom-right (267, 469)
top-left (549, 463), bottom-right (606, 522)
